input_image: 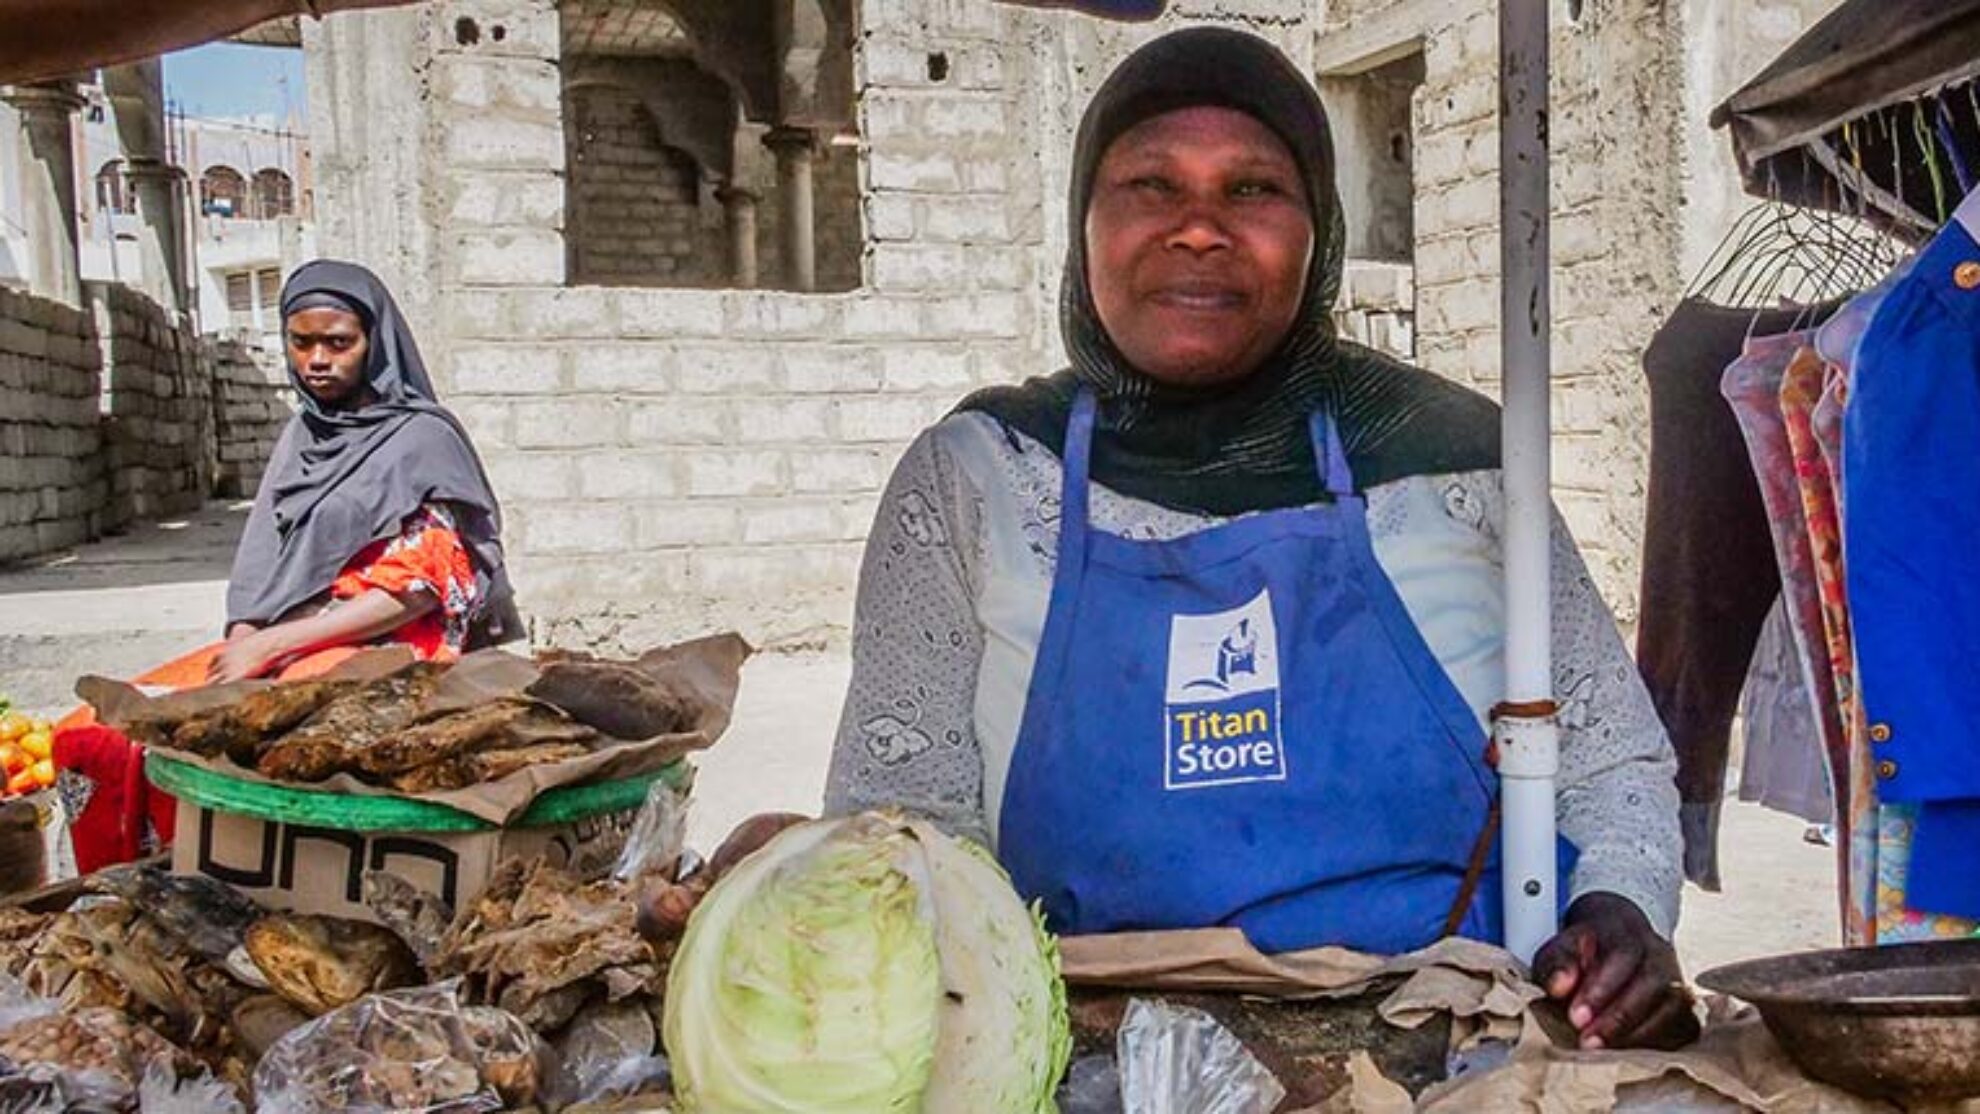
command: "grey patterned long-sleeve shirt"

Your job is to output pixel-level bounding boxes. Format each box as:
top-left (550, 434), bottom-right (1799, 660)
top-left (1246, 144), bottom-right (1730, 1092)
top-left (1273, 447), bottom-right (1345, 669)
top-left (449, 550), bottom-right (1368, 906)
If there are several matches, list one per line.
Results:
top-left (824, 412), bottom-right (1683, 938)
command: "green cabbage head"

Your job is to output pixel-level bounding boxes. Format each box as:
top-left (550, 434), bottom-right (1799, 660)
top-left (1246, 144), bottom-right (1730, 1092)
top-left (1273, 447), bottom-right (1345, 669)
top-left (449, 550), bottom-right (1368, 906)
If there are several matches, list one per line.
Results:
top-left (663, 811), bottom-right (1071, 1112)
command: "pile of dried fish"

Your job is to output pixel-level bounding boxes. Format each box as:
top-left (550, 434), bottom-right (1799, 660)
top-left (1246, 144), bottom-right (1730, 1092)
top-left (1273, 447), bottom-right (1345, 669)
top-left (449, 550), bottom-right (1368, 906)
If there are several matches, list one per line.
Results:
top-left (245, 915), bottom-right (421, 1017)
top-left (435, 859), bottom-right (665, 1032)
top-left (102, 645), bottom-right (718, 793)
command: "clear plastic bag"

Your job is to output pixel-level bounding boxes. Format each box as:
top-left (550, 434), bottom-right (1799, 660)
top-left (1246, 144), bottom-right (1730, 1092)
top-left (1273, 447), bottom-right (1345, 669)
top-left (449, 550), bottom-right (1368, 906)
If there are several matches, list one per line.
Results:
top-left (252, 981), bottom-right (558, 1114)
top-left (1116, 998), bottom-right (1287, 1114)
top-left (0, 974), bottom-right (196, 1114)
top-left (552, 1000), bottom-right (671, 1107)
top-left (1055, 1053), bottom-right (1125, 1114)
top-left (611, 779), bottom-right (690, 884)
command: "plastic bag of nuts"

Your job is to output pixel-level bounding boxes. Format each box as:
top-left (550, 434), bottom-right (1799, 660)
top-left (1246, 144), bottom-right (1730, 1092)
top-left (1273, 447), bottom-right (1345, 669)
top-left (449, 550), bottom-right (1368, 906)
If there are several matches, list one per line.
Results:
top-left (253, 980), bottom-right (557, 1114)
top-left (0, 979), bottom-right (196, 1112)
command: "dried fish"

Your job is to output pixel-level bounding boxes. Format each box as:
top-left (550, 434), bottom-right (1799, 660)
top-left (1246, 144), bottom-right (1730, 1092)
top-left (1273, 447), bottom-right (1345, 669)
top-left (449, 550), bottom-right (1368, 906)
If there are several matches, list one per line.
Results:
top-left (387, 741), bottom-right (592, 795)
top-left (436, 860), bottom-right (662, 1032)
top-left (166, 679), bottom-right (358, 764)
top-left (86, 865), bottom-right (263, 969)
top-left (255, 662), bottom-right (448, 782)
top-left (527, 659), bottom-right (699, 740)
top-left (357, 699), bottom-right (595, 779)
top-left (361, 870), bottom-right (455, 969)
top-left (245, 915), bottom-right (421, 1017)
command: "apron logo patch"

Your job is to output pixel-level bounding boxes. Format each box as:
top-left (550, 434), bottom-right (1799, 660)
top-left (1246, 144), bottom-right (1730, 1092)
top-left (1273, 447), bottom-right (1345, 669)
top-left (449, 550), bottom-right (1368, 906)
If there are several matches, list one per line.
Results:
top-left (1164, 590), bottom-right (1288, 790)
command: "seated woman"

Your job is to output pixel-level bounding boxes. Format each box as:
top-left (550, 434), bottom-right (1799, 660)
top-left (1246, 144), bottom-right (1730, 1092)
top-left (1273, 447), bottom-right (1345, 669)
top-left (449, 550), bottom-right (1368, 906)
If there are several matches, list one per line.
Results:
top-left (820, 29), bottom-right (1693, 1050)
top-left (54, 259), bottom-right (518, 872)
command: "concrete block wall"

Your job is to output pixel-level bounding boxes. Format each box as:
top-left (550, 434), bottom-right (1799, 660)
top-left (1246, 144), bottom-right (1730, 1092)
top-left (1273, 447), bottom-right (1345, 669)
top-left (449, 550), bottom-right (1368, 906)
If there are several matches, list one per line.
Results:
top-left (94, 283), bottom-right (216, 531)
top-left (0, 288), bottom-right (104, 562)
top-left (308, 0), bottom-right (1326, 650)
top-left (1335, 0), bottom-right (1688, 622)
top-left (209, 341), bottom-right (293, 499)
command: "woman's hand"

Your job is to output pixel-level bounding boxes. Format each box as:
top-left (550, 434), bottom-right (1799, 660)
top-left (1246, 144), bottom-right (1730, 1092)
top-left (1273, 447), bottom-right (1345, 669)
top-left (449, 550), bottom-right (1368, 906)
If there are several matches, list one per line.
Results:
top-left (636, 812), bottom-right (810, 942)
top-left (1531, 892), bottom-right (1701, 1051)
top-left (208, 630), bottom-right (285, 684)
top-left (225, 622), bottom-right (262, 642)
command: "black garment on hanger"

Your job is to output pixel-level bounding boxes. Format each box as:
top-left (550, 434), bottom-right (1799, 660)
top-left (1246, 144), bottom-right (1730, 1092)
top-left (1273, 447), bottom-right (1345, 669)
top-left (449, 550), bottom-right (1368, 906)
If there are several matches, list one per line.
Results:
top-left (1636, 297), bottom-right (1841, 890)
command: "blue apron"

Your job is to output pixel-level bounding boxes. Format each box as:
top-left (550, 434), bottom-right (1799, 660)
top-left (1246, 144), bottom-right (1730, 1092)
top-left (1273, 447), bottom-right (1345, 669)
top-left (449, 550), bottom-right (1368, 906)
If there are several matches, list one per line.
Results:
top-left (998, 390), bottom-right (1563, 955)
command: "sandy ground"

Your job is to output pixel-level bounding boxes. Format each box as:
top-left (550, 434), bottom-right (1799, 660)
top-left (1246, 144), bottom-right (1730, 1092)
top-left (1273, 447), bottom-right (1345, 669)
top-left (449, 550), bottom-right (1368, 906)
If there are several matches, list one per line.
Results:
top-left (1, 503), bottom-right (1841, 977)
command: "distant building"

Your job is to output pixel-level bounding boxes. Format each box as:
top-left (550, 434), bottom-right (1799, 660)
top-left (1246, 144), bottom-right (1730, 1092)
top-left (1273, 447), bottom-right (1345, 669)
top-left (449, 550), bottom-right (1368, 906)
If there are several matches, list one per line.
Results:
top-left (1, 60), bottom-right (316, 350)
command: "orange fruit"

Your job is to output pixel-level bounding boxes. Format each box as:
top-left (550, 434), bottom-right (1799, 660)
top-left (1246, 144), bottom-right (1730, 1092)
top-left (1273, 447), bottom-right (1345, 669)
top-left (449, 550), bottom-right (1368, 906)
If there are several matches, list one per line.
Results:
top-left (28, 760), bottom-right (53, 788)
top-left (0, 744), bottom-right (23, 774)
top-left (0, 713), bottom-right (26, 744)
top-left (19, 732), bottom-right (50, 762)
top-left (4, 769), bottom-right (33, 797)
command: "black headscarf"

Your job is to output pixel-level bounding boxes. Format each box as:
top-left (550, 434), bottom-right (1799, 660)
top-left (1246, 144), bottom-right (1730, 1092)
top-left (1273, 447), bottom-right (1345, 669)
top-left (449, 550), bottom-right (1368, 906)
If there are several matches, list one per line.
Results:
top-left (959, 27), bottom-right (1500, 515)
top-left (226, 259), bottom-right (520, 646)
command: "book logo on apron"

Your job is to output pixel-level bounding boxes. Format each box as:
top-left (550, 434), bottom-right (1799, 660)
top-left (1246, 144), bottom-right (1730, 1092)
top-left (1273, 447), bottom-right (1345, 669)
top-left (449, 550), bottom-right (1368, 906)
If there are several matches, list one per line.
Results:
top-left (1163, 589), bottom-right (1288, 790)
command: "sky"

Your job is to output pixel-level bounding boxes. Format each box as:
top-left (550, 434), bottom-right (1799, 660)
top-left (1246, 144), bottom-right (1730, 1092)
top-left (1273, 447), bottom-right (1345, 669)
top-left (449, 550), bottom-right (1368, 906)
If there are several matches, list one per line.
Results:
top-left (160, 43), bottom-right (307, 124)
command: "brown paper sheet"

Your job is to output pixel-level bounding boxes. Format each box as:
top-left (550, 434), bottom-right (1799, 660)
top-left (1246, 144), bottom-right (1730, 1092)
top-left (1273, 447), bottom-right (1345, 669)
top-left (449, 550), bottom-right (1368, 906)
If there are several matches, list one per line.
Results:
top-left (1059, 929), bottom-right (1526, 1002)
top-left (1064, 929), bottom-right (1976, 1113)
top-left (78, 636), bottom-right (749, 826)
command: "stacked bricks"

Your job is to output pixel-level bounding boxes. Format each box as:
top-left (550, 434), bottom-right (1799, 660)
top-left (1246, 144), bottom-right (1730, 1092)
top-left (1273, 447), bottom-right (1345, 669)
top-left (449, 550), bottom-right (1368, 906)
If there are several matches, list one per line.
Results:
top-left (208, 340), bottom-right (293, 499)
top-left (565, 83), bottom-right (726, 287)
top-left (92, 283), bottom-right (215, 531)
top-left (0, 288), bottom-right (103, 562)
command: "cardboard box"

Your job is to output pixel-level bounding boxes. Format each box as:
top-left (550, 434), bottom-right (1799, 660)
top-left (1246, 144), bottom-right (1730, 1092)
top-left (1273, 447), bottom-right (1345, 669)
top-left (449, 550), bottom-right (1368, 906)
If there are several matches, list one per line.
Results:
top-left (171, 798), bottom-right (638, 923)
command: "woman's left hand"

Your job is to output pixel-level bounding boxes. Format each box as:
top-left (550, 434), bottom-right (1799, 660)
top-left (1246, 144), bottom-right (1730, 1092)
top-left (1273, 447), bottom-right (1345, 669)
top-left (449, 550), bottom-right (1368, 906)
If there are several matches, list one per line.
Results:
top-left (207, 631), bottom-right (284, 684)
top-left (1531, 892), bottom-right (1701, 1051)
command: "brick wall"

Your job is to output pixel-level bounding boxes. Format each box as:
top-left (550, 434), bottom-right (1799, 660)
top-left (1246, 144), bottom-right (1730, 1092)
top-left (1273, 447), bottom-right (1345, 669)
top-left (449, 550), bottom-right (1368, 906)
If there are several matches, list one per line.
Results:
top-left (209, 342), bottom-right (293, 499)
top-left (94, 283), bottom-right (216, 530)
top-left (0, 288), bottom-right (103, 563)
top-left (566, 82), bottom-right (727, 287)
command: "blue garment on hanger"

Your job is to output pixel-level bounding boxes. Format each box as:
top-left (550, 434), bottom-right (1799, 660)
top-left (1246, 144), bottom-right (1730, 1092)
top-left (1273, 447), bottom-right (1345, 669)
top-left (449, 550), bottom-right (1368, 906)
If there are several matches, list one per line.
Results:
top-left (1843, 185), bottom-right (1980, 920)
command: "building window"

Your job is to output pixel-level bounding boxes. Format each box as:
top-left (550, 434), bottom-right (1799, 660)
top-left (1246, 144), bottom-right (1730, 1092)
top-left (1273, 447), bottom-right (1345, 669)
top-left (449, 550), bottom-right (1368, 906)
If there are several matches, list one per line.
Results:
top-left (201, 165), bottom-right (248, 218)
top-left (252, 168), bottom-right (296, 219)
top-left (95, 160), bottom-right (129, 216)
top-left (559, 1), bottom-right (863, 293)
top-left (225, 266), bottom-right (286, 334)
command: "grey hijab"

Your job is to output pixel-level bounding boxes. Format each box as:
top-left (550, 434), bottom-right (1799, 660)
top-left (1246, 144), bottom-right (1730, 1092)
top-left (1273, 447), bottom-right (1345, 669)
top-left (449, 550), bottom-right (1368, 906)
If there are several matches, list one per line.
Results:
top-left (226, 259), bottom-right (519, 645)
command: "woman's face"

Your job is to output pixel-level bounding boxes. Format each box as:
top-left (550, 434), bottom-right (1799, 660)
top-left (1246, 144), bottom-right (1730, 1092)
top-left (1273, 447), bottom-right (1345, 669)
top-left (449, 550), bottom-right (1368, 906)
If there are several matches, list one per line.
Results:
top-left (285, 306), bottom-right (371, 408)
top-left (1085, 106), bottom-right (1314, 388)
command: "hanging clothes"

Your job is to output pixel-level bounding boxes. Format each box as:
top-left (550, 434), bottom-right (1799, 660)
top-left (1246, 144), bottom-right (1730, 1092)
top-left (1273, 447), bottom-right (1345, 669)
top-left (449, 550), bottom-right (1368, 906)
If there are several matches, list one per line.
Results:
top-left (1723, 330), bottom-right (1860, 940)
top-left (1636, 299), bottom-right (1835, 889)
top-left (1844, 184), bottom-right (1980, 927)
top-left (1736, 599), bottom-right (1831, 826)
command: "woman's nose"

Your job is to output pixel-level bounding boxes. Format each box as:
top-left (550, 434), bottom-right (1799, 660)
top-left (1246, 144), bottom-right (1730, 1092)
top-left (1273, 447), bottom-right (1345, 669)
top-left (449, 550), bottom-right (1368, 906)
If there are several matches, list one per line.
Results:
top-left (1166, 203), bottom-right (1234, 253)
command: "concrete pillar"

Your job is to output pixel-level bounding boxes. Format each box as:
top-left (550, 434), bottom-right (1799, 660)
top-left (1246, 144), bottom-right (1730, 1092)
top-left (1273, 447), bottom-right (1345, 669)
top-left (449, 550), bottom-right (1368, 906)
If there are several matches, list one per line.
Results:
top-left (717, 184), bottom-right (761, 289)
top-left (763, 126), bottom-right (817, 292)
top-left (2, 80), bottom-right (85, 306)
top-left (122, 158), bottom-right (189, 316)
top-left (104, 62), bottom-right (186, 318)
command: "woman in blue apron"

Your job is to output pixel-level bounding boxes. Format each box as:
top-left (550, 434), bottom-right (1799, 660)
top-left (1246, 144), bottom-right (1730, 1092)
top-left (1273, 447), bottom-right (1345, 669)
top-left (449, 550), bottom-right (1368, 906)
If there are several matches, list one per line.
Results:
top-left (814, 28), bottom-right (1694, 1051)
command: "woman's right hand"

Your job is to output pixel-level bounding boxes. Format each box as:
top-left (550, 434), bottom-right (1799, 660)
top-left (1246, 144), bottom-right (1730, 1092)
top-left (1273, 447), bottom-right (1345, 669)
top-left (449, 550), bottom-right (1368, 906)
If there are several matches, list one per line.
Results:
top-left (635, 812), bottom-right (809, 941)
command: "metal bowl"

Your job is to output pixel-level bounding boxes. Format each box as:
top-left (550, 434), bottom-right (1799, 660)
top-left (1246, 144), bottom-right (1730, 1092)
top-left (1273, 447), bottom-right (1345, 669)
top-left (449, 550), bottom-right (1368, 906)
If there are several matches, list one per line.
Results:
top-left (1698, 938), bottom-right (1980, 1103)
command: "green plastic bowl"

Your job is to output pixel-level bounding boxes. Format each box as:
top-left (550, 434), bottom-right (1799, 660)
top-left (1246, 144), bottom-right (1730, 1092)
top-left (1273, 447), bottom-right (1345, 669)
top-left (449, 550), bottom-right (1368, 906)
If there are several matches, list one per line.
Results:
top-left (145, 753), bottom-right (690, 833)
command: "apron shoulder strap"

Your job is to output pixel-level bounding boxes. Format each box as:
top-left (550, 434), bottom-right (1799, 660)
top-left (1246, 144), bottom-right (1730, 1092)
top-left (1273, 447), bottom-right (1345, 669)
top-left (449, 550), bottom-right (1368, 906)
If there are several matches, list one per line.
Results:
top-left (1306, 410), bottom-right (1355, 499)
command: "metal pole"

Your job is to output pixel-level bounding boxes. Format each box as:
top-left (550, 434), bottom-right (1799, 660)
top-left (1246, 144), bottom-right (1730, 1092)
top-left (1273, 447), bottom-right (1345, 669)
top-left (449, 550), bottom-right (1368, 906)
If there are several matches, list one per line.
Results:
top-left (1497, 0), bottom-right (1560, 965)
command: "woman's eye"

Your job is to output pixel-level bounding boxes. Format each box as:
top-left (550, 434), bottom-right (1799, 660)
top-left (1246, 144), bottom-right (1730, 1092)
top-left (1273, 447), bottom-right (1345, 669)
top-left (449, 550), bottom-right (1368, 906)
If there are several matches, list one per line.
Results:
top-left (1127, 175), bottom-right (1173, 194)
top-left (1233, 179), bottom-right (1289, 198)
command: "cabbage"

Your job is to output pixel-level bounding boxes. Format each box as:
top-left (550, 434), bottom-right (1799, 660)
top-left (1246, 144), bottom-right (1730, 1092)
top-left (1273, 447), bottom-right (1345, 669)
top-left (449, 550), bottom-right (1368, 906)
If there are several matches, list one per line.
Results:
top-left (663, 812), bottom-right (1071, 1113)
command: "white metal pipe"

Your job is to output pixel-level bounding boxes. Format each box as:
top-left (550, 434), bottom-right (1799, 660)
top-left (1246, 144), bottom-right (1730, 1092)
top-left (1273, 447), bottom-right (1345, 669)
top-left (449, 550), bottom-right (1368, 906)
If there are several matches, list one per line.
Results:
top-left (1497, 0), bottom-right (1561, 964)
